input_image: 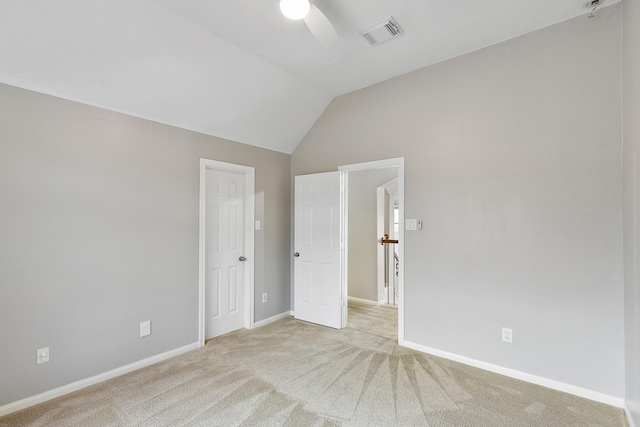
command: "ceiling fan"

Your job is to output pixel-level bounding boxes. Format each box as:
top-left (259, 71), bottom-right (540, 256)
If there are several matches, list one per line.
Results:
top-left (279, 0), bottom-right (339, 45)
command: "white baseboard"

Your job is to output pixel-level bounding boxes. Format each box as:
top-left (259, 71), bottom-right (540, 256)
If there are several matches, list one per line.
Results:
top-left (403, 340), bottom-right (625, 409)
top-left (626, 402), bottom-right (638, 427)
top-left (0, 342), bottom-right (199, 418)
top-left (253, 311), bottom-right (292, 328)
top-left (348, 296), bottom-right (382, 306)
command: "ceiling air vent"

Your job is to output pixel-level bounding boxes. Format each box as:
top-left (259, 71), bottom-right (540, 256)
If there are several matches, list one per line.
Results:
top-left (361, 17), bottom-right (404, 46)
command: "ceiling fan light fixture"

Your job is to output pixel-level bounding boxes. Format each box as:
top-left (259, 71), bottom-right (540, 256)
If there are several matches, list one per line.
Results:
top-left (280, 0), bottom-right (310, 20)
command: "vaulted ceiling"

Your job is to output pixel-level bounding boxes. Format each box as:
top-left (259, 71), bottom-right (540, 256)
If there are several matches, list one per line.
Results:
top-left (0, 0), bottom-right (616, 153)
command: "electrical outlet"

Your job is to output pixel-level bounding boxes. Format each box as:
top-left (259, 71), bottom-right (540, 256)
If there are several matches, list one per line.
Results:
top-left (262, 293), bottom-right (268, 303)
top-left (502, 327), bottom-right (513, 343)
top-left (36, 347), bottom-right (49, 364)
top-left (140, 320), bottom-right (151, 337)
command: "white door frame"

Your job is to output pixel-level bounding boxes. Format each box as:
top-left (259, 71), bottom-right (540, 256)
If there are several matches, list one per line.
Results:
top-left (198, 158), bottom-right (255, 346)
top-left (376, 186), bottom-right (386, 304)
top-left (339, 158), bottom-right (405, 345)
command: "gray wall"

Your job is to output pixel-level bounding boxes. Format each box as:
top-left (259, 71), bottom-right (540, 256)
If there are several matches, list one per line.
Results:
top-left (623, 0), bottom-right (640, 423)
top-left (0, 83), bottom-right (291, 406)
top-left (293, 6), bottom-right (624, 397)
top-left (348, 168), bottom-right (398, 302)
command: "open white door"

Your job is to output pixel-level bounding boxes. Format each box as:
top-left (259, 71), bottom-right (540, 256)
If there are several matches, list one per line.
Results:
top-left (294, 171), bottom-right (343, 329)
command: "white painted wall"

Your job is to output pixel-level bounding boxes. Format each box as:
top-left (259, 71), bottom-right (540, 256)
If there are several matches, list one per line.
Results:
top-left (623, 0), bottom-right (640, 423)
top-left (0, 83), bottom-right (291, 407)
top-left (348, 168), bottom-right (398, 302)
top-left (293, 6), bottom-right (624, 398)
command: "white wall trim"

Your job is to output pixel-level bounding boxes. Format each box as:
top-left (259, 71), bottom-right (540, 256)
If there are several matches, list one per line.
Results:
top-left (340, 171), bottom-right (349, 329)
top-left (403, 340), bottom-right (625, 408)
top-left (199, 159), bottom-right (255, 346)
top-left (348, 296), bottom-right (386, 306)
top-left (253, 311), bottom-right (293, 328)
top-left (0, 342), bottom-right (199, 418)
top-left (626, 402), bottom-right (638, 427)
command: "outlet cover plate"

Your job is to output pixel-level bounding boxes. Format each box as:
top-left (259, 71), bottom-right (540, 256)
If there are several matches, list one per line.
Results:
top-left (36, 347), bottom-right (49, 364)
top-left (502, 327), bottom-right (513, 343)
top-left (262, 293), bottom-right (268, 303)
top-left (140, 320), bottom-right (151, 337)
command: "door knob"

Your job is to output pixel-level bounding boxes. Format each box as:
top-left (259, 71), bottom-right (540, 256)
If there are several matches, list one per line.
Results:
top-left (294, 252), bottom-right (300, 257)
top-left (239, 256), bottom-right (247, 262)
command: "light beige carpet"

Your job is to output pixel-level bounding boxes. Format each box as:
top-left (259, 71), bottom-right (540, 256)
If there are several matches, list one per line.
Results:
top-left (0, 301), bottom-right (628, 426)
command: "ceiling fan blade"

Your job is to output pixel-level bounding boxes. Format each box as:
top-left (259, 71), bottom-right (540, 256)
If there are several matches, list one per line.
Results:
top-left (303, 4), bottom-right (338, 45)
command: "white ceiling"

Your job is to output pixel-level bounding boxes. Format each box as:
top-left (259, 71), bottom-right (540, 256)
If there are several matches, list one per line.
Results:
top-left (0, 0), bottom-right (617, 153)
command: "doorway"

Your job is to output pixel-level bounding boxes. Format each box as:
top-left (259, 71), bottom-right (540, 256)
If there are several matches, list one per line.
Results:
top-left (377, 178), bottom-right (399, 306)
top-left (198, 159), bottom-right (255, 345)
top-left (339, 158), bottom-right (405, 345)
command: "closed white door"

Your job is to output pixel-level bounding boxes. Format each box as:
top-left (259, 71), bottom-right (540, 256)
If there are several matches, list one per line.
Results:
top-left (205, 169), bottom-right (245, 339)
top-left (294, 171), bottom-right (343, 329)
